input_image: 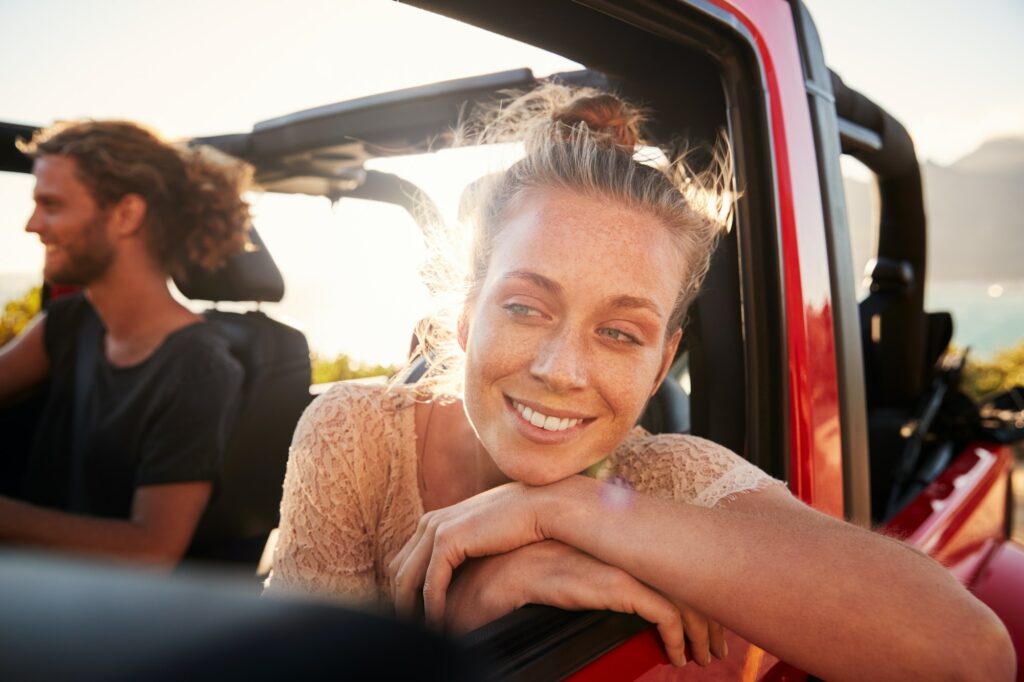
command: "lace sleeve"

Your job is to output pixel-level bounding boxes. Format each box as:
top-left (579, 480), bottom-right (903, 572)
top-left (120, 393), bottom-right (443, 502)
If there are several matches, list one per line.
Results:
top-left (263, 383), bottom-right (386, 606)
top-left (609, 432), bottom-right (783, 508)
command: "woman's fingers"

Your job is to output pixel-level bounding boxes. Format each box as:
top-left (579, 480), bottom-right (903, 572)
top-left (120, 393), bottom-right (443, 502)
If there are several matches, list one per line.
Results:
top-left (580, 564), bottom-right (684, 667)
top-left (391, 515), bottom-right (439, 617)
top-left (443, 551), bottom-right (523, 636)
top-left (679, 604), bottom-right (712, 666)
top-left (437, 539), bottom-right (694, 669)
top-left (422, 527), bottom-right (461, 627)
top-left (709, 619), bottom-right (728, 660)
top-left (606, 571), bottom-right (687, 667)
top-left (389, 510), bottom-right (433, 582)
top-left (636, 591), bottom-right (687, 667)
top-left (391, 484), bottom-right (560, 628)
top-left (395, 513), bottom-right (726, 671)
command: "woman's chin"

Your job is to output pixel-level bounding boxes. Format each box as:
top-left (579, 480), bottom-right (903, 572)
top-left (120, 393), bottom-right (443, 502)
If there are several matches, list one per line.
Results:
top-left (495, 456), bottom-right (586, 487)
top-left (515, 472), bottom-right (563, 487)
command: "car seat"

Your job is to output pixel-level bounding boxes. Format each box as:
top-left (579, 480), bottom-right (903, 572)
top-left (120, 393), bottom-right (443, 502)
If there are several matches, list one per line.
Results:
top-left (174, 228), bottom-right (312, 569)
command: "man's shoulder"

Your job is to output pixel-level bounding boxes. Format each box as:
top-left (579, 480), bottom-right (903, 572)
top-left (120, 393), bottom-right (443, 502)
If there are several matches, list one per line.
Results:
top-left (42, 291), bottom-right (93, 333)
top-left (41, 292), bottom-right (97, 363)
top-left (155, 321), bottom-right (244, 385)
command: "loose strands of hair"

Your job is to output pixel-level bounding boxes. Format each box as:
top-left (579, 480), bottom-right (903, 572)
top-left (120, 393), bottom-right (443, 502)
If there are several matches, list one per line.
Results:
top-left (394, 83), bottom-right (736, 401)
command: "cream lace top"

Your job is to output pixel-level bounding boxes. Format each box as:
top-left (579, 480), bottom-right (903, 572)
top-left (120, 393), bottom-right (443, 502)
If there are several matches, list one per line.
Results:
top-left (264, 382), bottom-right (781, 605)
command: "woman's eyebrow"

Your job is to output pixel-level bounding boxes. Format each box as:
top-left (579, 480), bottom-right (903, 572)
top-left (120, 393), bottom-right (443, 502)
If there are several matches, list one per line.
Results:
top-left (606, 295), bottom-right (665, 320)
top-left (501, 270), bottom-right (562, 295)
top-left (502, 271), bottom-right (663, 319)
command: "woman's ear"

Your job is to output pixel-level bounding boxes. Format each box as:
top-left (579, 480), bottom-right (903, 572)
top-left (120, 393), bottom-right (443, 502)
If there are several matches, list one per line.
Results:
top-left (651, 327), bottom-right (683, 398)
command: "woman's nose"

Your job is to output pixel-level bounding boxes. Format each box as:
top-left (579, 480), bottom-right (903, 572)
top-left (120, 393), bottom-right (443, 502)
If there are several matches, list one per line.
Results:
top-left (530, 329), bottom-right (588, 392)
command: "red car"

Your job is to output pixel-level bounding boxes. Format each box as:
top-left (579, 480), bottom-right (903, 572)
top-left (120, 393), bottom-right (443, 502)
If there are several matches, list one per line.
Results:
top-left (0, 0), bottom-right (1020, 679)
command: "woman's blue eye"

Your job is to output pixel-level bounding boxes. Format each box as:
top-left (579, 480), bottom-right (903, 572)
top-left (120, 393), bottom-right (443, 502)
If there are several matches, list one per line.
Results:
top-left (599, 328), bottom-right (641, 345)
top-left (503, 302), bottom-right (540, 317)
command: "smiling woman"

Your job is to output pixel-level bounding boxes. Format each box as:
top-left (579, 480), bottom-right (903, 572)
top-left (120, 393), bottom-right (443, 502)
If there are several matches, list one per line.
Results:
top-left (460, 189), bottom-right (696, 486)
top-left (263, 84), bottom-right (1014, 681)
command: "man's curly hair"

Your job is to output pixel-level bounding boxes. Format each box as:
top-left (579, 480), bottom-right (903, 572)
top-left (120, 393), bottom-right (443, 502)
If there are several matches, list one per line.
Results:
top-left (18, 120), bottom-right (252, 276)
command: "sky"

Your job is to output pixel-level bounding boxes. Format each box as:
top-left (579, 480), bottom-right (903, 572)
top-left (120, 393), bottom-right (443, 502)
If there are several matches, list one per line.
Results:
top-left (1, 0), bottom-right (1021, 363)
top-left (806, 0), bottom-right (1024, 165)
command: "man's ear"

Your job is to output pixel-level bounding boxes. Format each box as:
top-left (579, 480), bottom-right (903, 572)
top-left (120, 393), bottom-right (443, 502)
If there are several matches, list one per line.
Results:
top-left (110, 194), bottom-right (147, 237)
top-left (651, 327), bottom-right (683, 398)
top-left (457, 311), bottom-right (470, 352)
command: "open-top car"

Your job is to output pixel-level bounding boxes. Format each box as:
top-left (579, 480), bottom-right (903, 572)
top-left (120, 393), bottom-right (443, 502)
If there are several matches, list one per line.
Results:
top-left (1, 0), bottom-right (1021, 679)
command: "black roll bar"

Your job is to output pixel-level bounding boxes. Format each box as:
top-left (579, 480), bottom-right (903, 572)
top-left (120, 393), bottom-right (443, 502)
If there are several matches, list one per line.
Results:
top-left (832, 70), bottom-right (929, 407)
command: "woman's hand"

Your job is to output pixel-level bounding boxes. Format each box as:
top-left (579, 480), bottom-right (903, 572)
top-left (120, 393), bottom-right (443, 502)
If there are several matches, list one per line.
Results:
top-left (676, 602), bottom-right (728, 666)
top-left (444, 539), bottom-right (728, 667)
top-left (388, 481), bottom-right (551, 623)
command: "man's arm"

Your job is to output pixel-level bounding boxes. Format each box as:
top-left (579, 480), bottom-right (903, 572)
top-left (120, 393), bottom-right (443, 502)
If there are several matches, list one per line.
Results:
top-left (0, 313), bottom-right (50, 406)
top-left (0, 481), bottom-right (211, 567)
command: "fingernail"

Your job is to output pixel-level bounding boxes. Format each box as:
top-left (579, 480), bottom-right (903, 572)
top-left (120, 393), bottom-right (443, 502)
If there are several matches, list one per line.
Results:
top-left (724, 641), bottom-right (729, 657)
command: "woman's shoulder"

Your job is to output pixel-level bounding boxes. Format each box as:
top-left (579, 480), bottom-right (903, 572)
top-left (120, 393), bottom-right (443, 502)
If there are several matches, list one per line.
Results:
top-left (289, 381), bottom-right (416, 478)
top-left (607, 430), bottom-right (781, 507)
top-left (298, 380), bottom-right (415, 432)
top-left (606, 430), bottom-right (739, 483)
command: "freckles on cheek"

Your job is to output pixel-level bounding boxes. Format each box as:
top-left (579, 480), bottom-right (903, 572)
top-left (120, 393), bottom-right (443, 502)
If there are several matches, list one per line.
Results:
top-left (601, 353), bottom-right (666, 423)
top-left (471, 309), bottom-right (532, 366)
top-left (605, 359), bottom-right (654, 394)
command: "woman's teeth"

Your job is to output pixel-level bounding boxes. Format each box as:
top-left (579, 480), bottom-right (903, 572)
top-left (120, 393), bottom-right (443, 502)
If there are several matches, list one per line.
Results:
top-left (512, 400), bottom-right (582, 432)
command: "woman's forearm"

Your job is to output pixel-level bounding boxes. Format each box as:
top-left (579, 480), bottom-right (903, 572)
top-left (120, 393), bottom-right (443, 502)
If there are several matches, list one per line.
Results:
top-left (538, 475), bottom-right (1014, 681)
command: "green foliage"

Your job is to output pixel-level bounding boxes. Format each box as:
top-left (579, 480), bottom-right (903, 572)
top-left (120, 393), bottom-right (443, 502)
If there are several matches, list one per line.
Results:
top-left (311, 351), bottom-right (397, 385)
top-left (961, 339), bottom-right (1024, 401)
top-left (0, 286), bottom-right (42, 348)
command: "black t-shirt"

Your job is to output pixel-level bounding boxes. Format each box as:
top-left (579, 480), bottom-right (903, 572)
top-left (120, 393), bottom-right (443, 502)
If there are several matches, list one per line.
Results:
top-left (20, 294), bottom-right (243, 519)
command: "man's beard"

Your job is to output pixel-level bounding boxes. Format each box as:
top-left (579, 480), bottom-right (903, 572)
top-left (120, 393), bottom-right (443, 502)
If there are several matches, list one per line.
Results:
top-left (46, 211), bottom-right (116, 287)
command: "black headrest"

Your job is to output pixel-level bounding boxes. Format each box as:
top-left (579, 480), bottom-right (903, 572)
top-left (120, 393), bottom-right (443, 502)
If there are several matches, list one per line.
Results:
top-left (173, 228), bottom-right (285, 303)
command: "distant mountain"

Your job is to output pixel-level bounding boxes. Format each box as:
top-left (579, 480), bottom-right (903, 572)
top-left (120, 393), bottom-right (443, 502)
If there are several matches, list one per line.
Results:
top-left (949, 137), bottom-right (1024, 175)
top-left (842, 137), bottom-right (1024, 283)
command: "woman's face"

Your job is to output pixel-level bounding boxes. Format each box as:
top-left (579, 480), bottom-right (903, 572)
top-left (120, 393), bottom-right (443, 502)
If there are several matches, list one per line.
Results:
top-left (461, 188), bottom-right (685, 485)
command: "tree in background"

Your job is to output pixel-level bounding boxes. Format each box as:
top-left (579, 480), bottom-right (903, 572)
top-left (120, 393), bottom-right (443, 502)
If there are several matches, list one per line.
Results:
top-left (310, 352), bottom-right (396, 384)
top-left (962, 341), bottom-right (1024, 402)
top-left (0, 286), bottom-right (41, 348)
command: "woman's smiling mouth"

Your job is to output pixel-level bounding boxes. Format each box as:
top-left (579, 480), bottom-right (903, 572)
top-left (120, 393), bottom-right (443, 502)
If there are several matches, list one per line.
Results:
top-left (505, 395), bottom-right (595, 435)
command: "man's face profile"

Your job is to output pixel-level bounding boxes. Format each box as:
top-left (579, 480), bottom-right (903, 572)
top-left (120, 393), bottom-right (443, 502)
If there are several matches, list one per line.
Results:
top-left (26, 155), bottom-right (115, 287)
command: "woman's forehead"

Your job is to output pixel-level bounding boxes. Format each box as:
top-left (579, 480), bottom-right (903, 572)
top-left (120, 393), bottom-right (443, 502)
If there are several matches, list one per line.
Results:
top-left (486, 188), bottom-right (685, 305)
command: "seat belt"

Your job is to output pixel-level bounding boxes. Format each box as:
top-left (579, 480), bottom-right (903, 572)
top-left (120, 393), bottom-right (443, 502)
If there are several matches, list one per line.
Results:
top-left (68, 310), bottom-right (100, 511)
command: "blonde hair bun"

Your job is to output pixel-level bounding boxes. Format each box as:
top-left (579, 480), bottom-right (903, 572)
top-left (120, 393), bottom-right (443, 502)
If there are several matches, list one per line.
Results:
top-left (552, 94), bottom-right (643, 151)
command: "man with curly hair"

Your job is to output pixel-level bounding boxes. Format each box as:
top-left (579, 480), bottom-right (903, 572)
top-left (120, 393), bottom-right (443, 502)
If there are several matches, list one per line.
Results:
top-left (0, 121), bottom-right (250, 566)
